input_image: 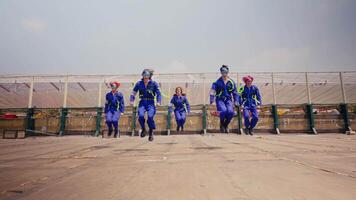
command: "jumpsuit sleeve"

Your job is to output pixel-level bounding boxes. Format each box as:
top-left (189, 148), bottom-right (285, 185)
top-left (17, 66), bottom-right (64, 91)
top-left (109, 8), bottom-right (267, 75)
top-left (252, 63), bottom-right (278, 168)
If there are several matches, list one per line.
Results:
top-left (168, 97), bottom-right (174, 112)
top-left (256, 87), bottom-right (262, 106)
top-left (104, 93), bottom-right (109, 113)
top-left (130, 82), bottom-right (139, 103)
top-left (232, 81), bottom-right (240, 106)
top-left (119, 93), bottom-right (125, 113)
top-left (185, 97), bottom-right (191, 113)
top-left (239, 86), bottom-right (245, 106)
top-left (209, 82), bottom-right (216, 104)
top-left (155, 82), bottom-right (162, 104)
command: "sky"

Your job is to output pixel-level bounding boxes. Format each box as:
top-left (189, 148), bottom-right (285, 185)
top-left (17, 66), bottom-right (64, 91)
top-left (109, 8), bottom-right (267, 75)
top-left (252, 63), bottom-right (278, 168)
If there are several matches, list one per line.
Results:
top-left (0, 0), bottom-right (356, 75)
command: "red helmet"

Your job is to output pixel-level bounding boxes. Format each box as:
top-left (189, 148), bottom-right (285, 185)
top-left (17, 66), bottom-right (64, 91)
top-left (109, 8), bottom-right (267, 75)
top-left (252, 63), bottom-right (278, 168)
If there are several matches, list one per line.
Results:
top-left (110, 81), bottom-right (120, 88)
top-left (242, 75), bottom-right (254, 83)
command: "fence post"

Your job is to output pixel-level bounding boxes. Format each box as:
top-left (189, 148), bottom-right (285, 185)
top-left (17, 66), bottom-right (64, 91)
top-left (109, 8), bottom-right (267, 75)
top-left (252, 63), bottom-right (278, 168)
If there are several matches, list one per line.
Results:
top-left (271, 73), bottom-right (280, 134)
top-left (59, 107), bottom-right (68, 136)
top-left (339, 72), bottom-right (354, 134)
top-left (131, 106), bottom-right (137, 136)
top-left (25, 107), bottom-right (35, 136)
top-left (202, 105), bottom-right (207, 135)
top-left (167, 82), bottom-right (171, 135)
top-left (167, 108), bottom-right (172, 135)
top-left (95, 107), bottom-right (103, 137)
top-left (305, 72), bottom-right (317, 134)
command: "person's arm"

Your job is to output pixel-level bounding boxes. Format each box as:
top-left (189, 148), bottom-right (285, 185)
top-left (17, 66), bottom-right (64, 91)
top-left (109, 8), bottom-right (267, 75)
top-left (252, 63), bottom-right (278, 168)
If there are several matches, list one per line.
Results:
top-left (104, 93), bottom-right (109, 113)
top-left (155, 82), bottom-right (162, 105)
top-left (209, 82), bottom-right (216, 104)
top-left (130, 82), bottom-right (139, 104)
top-left (185, 97), bottom-right (191, 113)
top-left (232, 81), bottom-right (240, 106)
top-left (256, 86), bottom-right (262, 106)
top-left (119, 93), bottom-right (125, 113)
top-left (168, 97), bottom-right (174, 112)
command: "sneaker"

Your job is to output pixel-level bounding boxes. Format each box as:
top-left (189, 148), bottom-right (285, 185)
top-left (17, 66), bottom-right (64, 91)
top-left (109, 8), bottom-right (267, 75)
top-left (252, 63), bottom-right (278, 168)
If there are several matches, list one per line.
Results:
top-left (244, 128), bottom-right (249, 135)
top-left (148, 129), bottom-right (154, 141)
top-left (140, 129), bottom-right (146, 138)
top-left (249, 128), bottom-right (254, 135)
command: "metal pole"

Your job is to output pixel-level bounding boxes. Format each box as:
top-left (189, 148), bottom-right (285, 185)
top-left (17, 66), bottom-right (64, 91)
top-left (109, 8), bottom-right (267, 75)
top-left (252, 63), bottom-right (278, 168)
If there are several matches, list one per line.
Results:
top-left (339, 72), bottom-right (347, 104)
top-left (203, 76), bottom-right (207, 135)
top-left (98, 81), bottom-right (103, 107)
top-left (271, 73), bottom-right (277, 105)
top-left (167, 82), bottom-right (171, 135)
top-left (63, 75), bottom-right (69, 108)
top-left (305, 72), bottom-right (317, 134)
top-left (305, 72), bottom-right (311, 104)
top-left (28, 76), bottom-right (34, 108)
top-left (236, 73), bottom-right (243, 134)
top-left (339, 72), bottom-right (354, 134)
top-left (271, 73), bottom-right (280, 134)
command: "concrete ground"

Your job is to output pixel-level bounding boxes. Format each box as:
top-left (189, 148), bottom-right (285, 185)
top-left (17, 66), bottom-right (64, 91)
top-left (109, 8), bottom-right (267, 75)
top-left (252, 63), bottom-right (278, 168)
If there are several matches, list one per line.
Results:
top-left (0, 133), bottom-right (356, 200)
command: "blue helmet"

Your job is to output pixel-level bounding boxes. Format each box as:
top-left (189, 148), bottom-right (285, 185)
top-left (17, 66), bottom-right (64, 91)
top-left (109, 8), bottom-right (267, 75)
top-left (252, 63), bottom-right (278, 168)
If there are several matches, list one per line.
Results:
top-left (142, 69), bottom-right (151, 78)
top-left (220, 65), bottom-right (229, 74)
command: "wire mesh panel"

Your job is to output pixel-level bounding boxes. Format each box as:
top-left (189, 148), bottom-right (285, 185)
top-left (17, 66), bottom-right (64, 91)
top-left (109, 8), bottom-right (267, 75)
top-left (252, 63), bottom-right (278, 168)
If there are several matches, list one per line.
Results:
top-left (0, 108), bottom-right (27, 134)
top-left (32, 82), bottom-right (65, 108)
top-left (0, 83), bottom-right (30, 108)
top-left (67, 83), bottom-right (99, 107)
top-left (277, 105), bottom-right (308, 132)
top-left (273, 73), bottom-right (308, 104)
top-left (349, 103), bottom-right (356, 131)
top-left (33, 108), bottom-right (60, 135)
top-left (313, 105), bottom-right (343, 132)
top-left (66, 108), bottom-right (97, 135)
top-left (343, 72), bottom-right (356, 103)
top-left (309, 73), bottom-right (343, 104)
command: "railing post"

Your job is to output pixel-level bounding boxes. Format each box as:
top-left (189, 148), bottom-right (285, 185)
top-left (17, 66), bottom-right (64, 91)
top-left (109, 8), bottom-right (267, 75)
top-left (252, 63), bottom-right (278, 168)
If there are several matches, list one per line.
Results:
top-left (131, 106), bottom-right (137, 136)
top-left (305, 72), bottom-right (317, 134)
top-left (271, 105), bottom-right (280, 134)
top-left (236, 105), bottom-right (243, 134)
top-left (95, 107), bottom-right (103, 136)
top-left (59, 107), bottom-right (68, 136)
top-left (271, 73), bottom-right (280, 134)
top-left (167, 108), bottom-right (172, 135)
top-left (202, 105), bottom-right (207, 135)
top-left (25, 107), bottom-right (35, 136)
top-left (339, 72), bottom-right (354, 134)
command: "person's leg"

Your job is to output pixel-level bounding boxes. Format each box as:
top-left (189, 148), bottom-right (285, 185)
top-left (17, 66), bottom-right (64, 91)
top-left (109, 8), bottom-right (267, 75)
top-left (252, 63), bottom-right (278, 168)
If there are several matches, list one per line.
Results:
top-left (243, 108), bottom-right (251, 134)
top-left (216, 100), bottom-right (227, 133)
top-left (225, 100), bottom-right (235, 131)
top-left (174, 110), bottom-right (182, 131)
top-left (180, 111), bottom-right (186, 131)
top-left (112, 111), bottom-right (120, 137)
top-left (137, 105), bottom-right (147, 137)
top-left (138, 106), bottom-right (146, 130)
top-left (147, 104), bottom-right (156, 141)
top-left (105, 112), bottom-right (113, 136)
top-left (250, 107), bottom-right (259, 134)
top-left (147, 104), bottom-right (156, 130)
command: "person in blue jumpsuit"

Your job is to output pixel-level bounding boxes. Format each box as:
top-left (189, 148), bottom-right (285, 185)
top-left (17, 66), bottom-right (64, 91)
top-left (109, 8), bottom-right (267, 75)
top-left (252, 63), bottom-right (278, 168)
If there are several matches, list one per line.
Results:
top-left (210, 65), bottom-right (239, 133)
top-left (240, 75), bottom-right (261, 135)
top-left (169, 87), bottom-right (191, 132)
top-left (130, 69), bottom-right (161, 141)
top-left (104, 82), bottom-right (125, 138)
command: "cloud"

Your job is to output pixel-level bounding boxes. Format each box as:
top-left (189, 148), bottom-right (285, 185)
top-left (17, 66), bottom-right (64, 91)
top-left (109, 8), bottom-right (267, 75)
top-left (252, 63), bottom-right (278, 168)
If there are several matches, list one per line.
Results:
top-left (21, 19), bottom-right (46, 33)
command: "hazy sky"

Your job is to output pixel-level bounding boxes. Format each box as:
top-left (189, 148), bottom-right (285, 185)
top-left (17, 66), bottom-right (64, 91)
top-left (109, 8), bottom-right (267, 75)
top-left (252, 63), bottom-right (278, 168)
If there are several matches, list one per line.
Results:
top-left (0, 0), bottom-right (356, 75)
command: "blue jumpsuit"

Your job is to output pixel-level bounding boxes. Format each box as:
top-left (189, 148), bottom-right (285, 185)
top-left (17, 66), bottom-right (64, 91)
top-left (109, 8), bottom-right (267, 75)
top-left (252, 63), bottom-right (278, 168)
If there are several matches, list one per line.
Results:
top-left (130, 79), bottom-right (162, 130)
top-left (240, 85), bottom-right (262, 129)
top-left (104, 91), bottom-right (125, 136)
top-left (210, 77), bottom-right (239, 127)
top-left (169, 95), bottom-right (191, 128)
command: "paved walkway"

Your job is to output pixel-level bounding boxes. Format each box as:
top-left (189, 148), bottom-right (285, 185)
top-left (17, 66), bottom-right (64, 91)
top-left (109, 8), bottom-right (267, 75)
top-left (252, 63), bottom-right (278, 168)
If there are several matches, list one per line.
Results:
top-left (1, 133), bottom-right (356, 200)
